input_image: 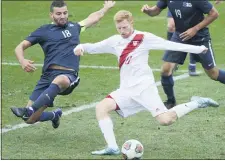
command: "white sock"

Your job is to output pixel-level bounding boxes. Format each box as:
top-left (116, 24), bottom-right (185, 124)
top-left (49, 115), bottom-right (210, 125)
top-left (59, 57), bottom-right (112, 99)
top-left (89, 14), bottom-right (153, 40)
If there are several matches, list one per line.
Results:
top-left (98, 118), bottom-right (118, 150)
top-left (170, 101), bottom-right (199, 118)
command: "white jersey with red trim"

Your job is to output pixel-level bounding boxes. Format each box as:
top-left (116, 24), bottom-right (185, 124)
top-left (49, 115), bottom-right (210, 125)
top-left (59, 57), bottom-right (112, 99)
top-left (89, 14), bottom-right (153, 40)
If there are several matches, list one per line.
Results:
top-left (80, 30), bottom-right (206, 90)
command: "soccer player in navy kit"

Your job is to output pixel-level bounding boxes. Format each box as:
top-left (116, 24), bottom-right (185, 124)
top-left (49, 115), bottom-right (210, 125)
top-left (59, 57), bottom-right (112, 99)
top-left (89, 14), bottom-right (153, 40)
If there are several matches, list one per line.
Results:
top-left (11, 0), bottom-right (115, 128)
top-left (166, 0), bottom-right (222, 75)
top-left (141, 0), bottom-right (225, 109)
top-left (167, 10), bottom-right (198, 76)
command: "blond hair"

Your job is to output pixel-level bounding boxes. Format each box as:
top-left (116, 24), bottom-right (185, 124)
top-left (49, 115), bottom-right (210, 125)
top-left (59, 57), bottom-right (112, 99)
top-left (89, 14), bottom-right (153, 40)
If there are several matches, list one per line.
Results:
top-left (114, 10), bottom-right (133, 23)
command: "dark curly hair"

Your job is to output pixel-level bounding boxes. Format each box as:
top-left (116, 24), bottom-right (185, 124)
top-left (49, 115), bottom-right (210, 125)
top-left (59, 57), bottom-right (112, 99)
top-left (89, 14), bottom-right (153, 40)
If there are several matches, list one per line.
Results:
top-left (50, 0), bottom-right (67, 12)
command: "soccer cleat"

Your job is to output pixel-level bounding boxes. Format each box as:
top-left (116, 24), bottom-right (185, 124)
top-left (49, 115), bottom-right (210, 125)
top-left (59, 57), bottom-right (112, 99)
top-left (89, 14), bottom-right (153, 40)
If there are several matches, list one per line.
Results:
top-left (164, 100), bottom-right (176, 109)
top-left (191, 96), bottom-right (219, 108)
top-left (52, 108), bottom-right (62, 129)
top-left (189, 71), bottom-right (200, 76)
top-left (11, 107), bottom-right (28, 117)
top-left (91, 147), bottom-right (120, 155)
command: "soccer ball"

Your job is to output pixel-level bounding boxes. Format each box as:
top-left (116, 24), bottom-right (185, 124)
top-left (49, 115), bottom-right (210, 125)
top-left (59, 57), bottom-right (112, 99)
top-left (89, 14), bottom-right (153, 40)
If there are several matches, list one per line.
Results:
top-left (121, 139), bottom-right (144, 160)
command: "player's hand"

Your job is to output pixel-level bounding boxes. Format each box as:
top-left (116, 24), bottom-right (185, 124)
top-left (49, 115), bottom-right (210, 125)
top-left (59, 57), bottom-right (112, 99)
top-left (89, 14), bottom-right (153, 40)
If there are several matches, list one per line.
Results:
top-left (141, 4), bottom-right (152, 15)
top-left (179, 27), bottom-right (198, 41)
top-left (20, 59), bottom-right (37, 72)
top-left (74, 45), bottom-right (84, 56)
top-left (215, 0), bottom-right (222, 4)
top-left (201, 45), bottom-right (208, 54)
top-left (103, 1), bottom-right (116, 10)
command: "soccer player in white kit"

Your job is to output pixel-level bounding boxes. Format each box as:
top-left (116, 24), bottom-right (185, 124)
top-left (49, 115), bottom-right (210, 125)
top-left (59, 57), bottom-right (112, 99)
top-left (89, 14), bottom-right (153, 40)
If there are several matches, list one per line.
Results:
top-left (74, 10), bottom-right (219, 155)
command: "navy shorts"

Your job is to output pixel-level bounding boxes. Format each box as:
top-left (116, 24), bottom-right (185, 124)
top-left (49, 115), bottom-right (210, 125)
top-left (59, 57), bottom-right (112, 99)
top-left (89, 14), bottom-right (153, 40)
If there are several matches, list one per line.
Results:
top-left (29, 69), bottom-right (80, 107)
top-left (163, 32), bottom-right (216, 70)
top-left (167, 10), bottom-right (173, 18)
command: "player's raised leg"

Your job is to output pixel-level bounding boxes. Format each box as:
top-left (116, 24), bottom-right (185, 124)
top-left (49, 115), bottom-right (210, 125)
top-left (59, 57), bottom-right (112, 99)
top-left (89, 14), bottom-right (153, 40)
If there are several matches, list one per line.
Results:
top-left (155, 96), bottom-right (219, 125)
top-left (188, 53), bottom-right (199, 76)
top-left (11, 74), bottom-right (70, 124)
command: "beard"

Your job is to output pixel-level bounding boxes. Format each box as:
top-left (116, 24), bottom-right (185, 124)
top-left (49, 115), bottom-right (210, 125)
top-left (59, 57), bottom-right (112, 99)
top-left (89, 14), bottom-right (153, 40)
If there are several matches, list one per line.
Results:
top-left (53, 16), bottom-right (68, 27)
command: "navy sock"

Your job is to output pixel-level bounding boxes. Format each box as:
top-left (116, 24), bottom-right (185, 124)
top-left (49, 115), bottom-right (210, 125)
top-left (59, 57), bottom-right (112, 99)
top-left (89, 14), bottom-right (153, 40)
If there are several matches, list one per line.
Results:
top-left (189, 54), bottom-right (196, 64)
top-left (189, 54), bottom-right (196, 71)
top-left (167, 31), bottom-right (173, 40)
top-left (161, 75), bottom-right (176, 102)
top-left (217, 70), bottom-right (225, 84)
top-left (32, 83), bottom-right (60, 111)
top-left (188, 64), bottom-right (196, 71)
top-left (39, 111), bottom-right (55, 122)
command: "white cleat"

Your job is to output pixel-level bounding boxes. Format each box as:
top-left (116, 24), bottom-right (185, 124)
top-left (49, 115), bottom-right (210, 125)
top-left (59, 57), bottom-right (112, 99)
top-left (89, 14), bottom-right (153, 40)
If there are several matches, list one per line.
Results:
top-left (191, 96), bottom-right (219, 108)
top-left (91, 147), bottom-right (120, 155)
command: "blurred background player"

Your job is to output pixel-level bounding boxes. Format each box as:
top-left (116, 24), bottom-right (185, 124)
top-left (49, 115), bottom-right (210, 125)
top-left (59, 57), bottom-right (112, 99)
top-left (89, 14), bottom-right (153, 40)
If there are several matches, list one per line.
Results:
top-left (142, 0), bottom-right (225, 109)
top-left (167, 0), bottom-right (223, 76)
top-left (74, 10), bottom-right (219, 155)
top-left (167, 10), bottom-right (198, 76)
top-left (10, 0), bottom-right (115, 128)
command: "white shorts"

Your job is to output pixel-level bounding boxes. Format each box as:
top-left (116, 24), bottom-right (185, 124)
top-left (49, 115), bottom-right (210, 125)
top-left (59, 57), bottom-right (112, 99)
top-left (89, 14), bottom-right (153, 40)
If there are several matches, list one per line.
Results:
top-left (109, 83), bottom-right (168, 117)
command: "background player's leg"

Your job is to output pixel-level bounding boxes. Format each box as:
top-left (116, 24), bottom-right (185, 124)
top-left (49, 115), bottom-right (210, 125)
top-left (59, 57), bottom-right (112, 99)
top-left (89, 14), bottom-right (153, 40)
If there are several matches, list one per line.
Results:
top-left (205, 67), bottom-right (225, 84)
top-left (161, 62), bottom-right (177, 109)
top-left (199, 40), bottom-right (225, 84)
top-left (188, 53), bottom-right (199, 76)
top-left (217, 69), bottom-right (225, 84)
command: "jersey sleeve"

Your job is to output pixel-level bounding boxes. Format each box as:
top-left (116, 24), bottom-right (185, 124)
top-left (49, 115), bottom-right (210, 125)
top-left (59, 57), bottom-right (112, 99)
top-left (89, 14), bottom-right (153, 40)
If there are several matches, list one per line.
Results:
top-left (156, 0), bottom-right (167, 9)
top-left (193, 0), bottom-right (213, 14)
top-left (144, 32), bottom-right (205, 54)
top-left (82, 36), bottom-right (117, 55)
top-left (25, 27), bottom-right (44, 45)
top-left (78, 21), bottom-right (86, 33)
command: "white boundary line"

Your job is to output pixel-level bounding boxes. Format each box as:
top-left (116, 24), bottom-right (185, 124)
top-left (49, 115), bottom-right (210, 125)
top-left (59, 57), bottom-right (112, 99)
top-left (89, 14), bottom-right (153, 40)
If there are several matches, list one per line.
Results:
top-left (1, 62), bottom-right (202, 73)
top-left (2, 73), bottom-right (192, 134)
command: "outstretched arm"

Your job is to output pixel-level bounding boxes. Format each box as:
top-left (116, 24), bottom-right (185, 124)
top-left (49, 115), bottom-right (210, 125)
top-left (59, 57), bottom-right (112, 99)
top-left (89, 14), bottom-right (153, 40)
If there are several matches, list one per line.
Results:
top-left (145, 33), bottom-right (208, 54)
top-left (74, 37), bottom-right (116, 56)
top-left (141, 5), bottom-right (162, 17)
top-left (78, 1), bottom-right (115, 29)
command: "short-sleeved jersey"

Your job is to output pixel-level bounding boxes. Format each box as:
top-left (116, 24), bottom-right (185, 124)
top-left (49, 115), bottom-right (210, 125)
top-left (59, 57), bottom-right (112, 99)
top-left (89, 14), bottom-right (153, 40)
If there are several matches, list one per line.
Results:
top-left (26, 21), bottom-right (82, 73)
top-left (81, 30), bottom-right (205, 91)
top-left (157, 0), bottom-right (213, 42)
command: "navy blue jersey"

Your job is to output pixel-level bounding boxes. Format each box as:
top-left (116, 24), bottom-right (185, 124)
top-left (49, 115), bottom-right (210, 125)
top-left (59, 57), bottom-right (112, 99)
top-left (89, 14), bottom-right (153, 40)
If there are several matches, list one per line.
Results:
top-left (26, 21), bottom-right (82, 73)
top-left (157, 0), bottom-right (213, 41)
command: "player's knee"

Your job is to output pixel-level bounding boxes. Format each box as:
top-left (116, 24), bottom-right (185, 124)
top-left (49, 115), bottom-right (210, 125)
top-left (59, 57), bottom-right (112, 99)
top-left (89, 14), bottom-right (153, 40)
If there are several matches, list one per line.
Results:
top-left (96, 103), bottom-right (105, 113)
top-left (161, 63), bottom-right (173, 76)
top-left (25, 119), bottom-right (36, 124)
top-left (53, 75), bottom-right (70, 89)
top-left (158, 119), bottom-right (173, 126)
top-left (205, 68), bottom-right (219, 80)
top-left (155, 113), bottom-right (175, 126)
top-left (96, 98), bottom-right (117, 114)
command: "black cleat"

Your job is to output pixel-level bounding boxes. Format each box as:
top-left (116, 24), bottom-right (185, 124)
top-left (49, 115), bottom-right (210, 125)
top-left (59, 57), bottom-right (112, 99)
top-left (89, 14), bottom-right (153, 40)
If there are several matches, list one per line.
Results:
top-left (11, 107), bottom-right (28, 117)
top-left (164, 100), bottom-right (176, 109)
top-left (52, 108), bottom-right (62, 129)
